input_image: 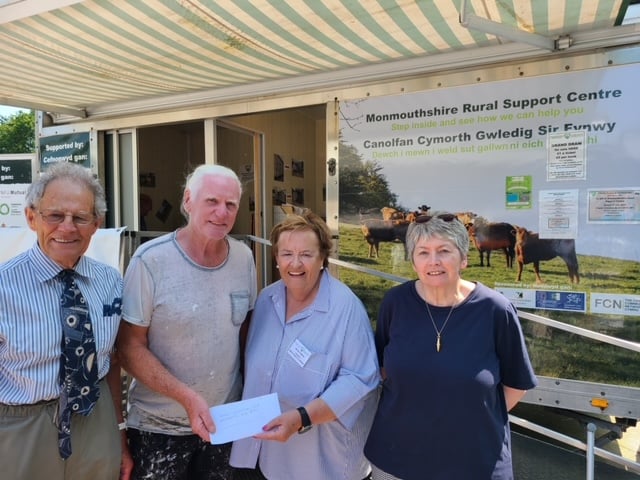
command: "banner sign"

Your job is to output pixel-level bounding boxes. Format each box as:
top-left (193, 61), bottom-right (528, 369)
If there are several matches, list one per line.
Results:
top-left (341, 63), bottom-right (640, 315)
top-left (39, 132), bottom-right (90, 170)
top-left (0, 155), bottom-right (35, 227)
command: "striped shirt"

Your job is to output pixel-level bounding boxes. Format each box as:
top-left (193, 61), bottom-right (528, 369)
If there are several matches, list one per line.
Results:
top-left (0, 243), bottom-right (122, 405)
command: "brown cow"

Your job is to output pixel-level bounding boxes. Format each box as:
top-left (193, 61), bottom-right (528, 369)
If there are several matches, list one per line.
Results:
top-left (468, 218), bottom-right (516, 268)
top-left (405, 205), bottom-right (431, 223)
top-left (514, 226), bottom-right (579, 283)
top-left (455, 211), bottom-right (477, 226)
top-left (381, 207), bottom-right (405, 221)
top-left (361, 219), bottom-right (410, 259)
top-left (404, 211), bottom-right (417, 223)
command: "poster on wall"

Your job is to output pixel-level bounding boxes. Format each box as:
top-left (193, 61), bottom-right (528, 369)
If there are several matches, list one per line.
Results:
top-left (340, 63), bottom-right (640, 317)
top-left (39, 132), bottom-right (91, 170)
top-left (0, 155), bottom-right (35, 227)
top-left (505, 175), bottom-right (532, 210)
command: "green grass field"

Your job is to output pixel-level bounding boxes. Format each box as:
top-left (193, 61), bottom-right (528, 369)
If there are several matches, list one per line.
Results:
top-left (335, 222), bottom-right (640, 387)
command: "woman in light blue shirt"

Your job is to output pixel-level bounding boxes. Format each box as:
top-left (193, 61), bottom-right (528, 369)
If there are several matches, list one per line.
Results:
top-left (231, 211), bottom-right (380, 480)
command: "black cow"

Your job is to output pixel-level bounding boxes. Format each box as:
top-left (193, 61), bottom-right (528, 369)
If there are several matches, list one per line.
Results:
top-left (361, 219), bottom-right (410, 259)
top-left (468, 220), bottom-right (516, 268)
top-left (514, 226), bottom-right (579, 283)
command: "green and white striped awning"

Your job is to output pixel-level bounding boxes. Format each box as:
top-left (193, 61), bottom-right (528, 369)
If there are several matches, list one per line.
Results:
top-left (0, 0), bottom-right (635, 119)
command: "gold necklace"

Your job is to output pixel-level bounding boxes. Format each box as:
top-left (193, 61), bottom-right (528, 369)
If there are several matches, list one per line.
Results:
top-left (425, 302), bottom-right (457, 352)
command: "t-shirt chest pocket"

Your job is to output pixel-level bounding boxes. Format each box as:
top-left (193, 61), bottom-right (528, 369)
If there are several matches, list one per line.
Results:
top-left (230, 291), bottom-right (250, 325)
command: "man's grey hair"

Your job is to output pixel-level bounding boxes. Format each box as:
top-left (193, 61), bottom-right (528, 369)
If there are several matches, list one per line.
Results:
top-left (181, 164), bottom-right (242, 219)
top-left (25, 162), bottom-right (107, 217)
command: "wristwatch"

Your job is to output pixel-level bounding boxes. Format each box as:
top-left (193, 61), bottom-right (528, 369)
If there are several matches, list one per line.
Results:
top-left (296, 406), bottom-right (312, 434)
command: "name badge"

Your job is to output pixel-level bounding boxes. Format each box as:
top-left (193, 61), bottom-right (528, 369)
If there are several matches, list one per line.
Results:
top-left (288, 338), bottom-right (312, 367)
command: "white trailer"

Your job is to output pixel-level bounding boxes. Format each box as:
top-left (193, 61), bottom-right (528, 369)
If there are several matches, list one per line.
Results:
top-left (1, 0), bottom-right (639, 474)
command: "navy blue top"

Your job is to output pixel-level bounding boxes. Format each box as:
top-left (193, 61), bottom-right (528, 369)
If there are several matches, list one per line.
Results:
top-left (364, 281), bottom-right (537, 480)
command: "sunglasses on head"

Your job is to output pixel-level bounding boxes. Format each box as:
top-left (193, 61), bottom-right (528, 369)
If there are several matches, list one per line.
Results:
top-left (414, 213), bottom-right (458, 224)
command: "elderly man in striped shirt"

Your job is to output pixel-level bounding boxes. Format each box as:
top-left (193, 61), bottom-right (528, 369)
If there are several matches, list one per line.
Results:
top-left (0, 162), bottom-right (132, 480)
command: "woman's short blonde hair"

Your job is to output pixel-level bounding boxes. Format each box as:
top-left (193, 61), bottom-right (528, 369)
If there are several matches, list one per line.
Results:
top-left (270, 210), bottom-right (332, 268)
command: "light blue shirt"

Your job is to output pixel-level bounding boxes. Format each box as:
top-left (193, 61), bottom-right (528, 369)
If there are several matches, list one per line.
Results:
top-left (230, 271), bottom-right (380, 480)
top-left (0, 243), bottom-right (122, 404)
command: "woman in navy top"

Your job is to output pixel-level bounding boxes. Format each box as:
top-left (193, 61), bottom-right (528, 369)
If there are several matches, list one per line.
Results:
top-left (364, 212), bottom-right (537, 480)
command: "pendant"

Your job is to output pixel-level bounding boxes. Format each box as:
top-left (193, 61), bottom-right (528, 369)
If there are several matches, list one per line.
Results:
top-left (436, 335), bottom-right (441, 353)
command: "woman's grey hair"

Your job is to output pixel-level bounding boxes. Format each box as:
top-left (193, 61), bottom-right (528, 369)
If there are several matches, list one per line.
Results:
top-left (405, 211), bottom-right (469, 263)
top-left (181, 164), bottom-right (242, 219)
top-left (25, 162), bottom-right (107, 217)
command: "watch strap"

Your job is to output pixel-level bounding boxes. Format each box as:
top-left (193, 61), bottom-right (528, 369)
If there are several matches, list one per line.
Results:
top-left (296, 406), bottom-right (312, 433)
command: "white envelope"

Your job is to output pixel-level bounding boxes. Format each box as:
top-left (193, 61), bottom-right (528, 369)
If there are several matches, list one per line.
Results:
top-left (209, 393), bottom-right (281, 444)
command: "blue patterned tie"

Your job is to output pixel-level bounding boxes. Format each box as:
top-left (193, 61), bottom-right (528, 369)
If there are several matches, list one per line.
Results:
top-left (56, 269), bottom-right (100, 459)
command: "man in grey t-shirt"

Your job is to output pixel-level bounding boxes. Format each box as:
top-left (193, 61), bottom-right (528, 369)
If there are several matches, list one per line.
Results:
top-left (117, 164), bottom-right (256, 480)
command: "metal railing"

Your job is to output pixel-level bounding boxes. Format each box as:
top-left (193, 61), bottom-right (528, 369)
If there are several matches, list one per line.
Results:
top-left (244, 234), bottom-right (640, 476)
top-left (125, 232), bottom-right (640, 477)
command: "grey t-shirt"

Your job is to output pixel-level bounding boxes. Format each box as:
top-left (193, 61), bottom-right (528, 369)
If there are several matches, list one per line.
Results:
top-left (122, 231), bottom-right (256, 434)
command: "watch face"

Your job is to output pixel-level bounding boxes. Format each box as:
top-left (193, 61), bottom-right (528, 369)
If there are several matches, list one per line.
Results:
top-left (298, 424), bottom-right (312, 434)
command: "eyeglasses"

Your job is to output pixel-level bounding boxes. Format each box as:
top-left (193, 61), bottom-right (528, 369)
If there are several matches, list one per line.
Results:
top-left (414, 213), bottom-right (459, 223)
top-left (277, 251), bottom-right (320, 262)
top-left (38, 210), bottom-right (95, 226)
